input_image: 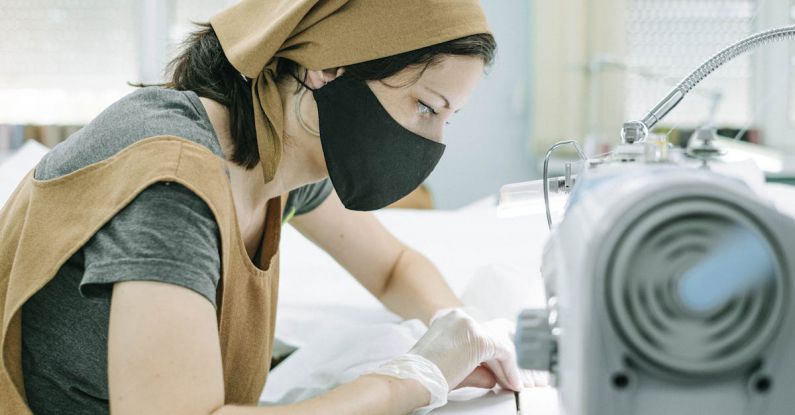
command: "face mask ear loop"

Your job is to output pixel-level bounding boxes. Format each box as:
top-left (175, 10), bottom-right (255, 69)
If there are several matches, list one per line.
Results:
top-left (291, 71), bottom-right (321, 137)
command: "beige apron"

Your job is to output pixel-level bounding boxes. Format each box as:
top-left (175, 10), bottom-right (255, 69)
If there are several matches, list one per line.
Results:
top-left (0, 136), bottom-right (281, 413)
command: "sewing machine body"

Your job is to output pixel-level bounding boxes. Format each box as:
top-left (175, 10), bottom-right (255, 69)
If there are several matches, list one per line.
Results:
top-left (538, 153), bottom-right (795, 414)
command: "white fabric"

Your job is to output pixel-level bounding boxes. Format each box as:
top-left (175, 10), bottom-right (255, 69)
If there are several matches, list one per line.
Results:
top-left (264, 208), bottom-right (550, 408)
top-left (434, 388), bottom-right (560, 415)
top-left (432, 390), bottom-right (518, 415)
top-left (460, 263), bottom-right (544, 322)
top-left (275, 207), bottom-right (550, 350)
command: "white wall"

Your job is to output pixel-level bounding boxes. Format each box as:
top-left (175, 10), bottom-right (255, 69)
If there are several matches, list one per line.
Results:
top-left (425, 0), bottom-right (536, 209)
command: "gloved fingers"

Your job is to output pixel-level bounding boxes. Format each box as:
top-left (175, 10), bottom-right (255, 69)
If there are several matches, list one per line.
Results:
top-left (484, 337), bottom-right (523, 391)
top-left (501, 353), bottom-right (523, 391)
top-left (478, 318), bottom-right (523, 391)
top-left (519, 369), bottom-right (535, 387)
top-left (455, 365), bottom-right (497, 390)
top-left (484, 358), bottom-right (513, 391)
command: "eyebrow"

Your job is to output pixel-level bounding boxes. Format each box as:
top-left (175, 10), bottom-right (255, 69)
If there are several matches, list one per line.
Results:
top-left (424, 86), bottom-right (450, 109)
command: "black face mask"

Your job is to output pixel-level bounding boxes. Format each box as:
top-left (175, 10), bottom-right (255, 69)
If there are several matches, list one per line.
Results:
top-left (299, 75), bottom-right (446, 211)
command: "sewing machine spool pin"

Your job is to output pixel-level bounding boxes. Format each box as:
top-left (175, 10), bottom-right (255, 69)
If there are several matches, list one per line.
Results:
top-left (542, 140), bottom-right (588, 230)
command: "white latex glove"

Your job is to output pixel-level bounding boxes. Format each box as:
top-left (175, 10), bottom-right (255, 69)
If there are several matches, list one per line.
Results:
top-left (365, 308), bottom-right (523, 414)
top-left (480, 317), bottom-right (550, 388)
top-left (413, 309), bottom-right (523, 392)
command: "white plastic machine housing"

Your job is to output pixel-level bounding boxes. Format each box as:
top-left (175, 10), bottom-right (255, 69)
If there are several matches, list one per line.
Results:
top-left (540, 160), bottom-right (795, 415)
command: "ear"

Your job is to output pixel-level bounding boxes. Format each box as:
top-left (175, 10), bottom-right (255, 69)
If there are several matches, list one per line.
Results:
top-left (305, 67), bottom-right (345, 89)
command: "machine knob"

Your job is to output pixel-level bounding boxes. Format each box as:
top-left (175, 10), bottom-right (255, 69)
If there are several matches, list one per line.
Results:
top-left (515, 308), bottom-right (556, 371)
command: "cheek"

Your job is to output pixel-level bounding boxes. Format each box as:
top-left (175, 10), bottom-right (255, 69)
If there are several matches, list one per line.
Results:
top-left (366, 81), bottom-right (444, 141)
top-left (404, 111), bottom-right (443, 141)
top-left (367, 81), bottom-right (421, 126)
top-left (412, 117), bottom-right (446, 143)
top-left (427, 122), bottom-right (446, 143)
top-left (395, 100), bottom-right (422, 129)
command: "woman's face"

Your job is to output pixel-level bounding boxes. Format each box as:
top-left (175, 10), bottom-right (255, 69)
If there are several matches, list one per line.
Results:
top-left (367, 55), bottom-right (486, 143)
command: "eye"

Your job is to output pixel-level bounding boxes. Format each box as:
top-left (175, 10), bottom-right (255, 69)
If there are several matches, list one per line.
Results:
top-left (418, 100), bottom-right (437, 116)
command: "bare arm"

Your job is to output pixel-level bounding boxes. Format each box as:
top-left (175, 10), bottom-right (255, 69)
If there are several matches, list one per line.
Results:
top-left (290, 190), bottom-right (461, 324)
top-left (108, 280), bottom-right (429, 415)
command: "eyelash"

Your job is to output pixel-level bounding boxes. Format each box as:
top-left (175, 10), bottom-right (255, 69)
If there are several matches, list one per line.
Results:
top-left (418, 100), bottom-right (437, 116)
top-left (418, 100), bottom-right (451, 125)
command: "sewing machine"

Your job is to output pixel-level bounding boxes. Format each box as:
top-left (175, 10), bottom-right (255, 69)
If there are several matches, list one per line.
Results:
top-left (514, 25), bottom-right (795, 415)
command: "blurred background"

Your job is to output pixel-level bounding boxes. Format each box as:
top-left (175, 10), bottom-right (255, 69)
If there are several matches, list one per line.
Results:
top-left (2, 0), bottom-right (795, 208)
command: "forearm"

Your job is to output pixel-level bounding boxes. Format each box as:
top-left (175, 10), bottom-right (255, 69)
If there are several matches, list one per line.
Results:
top-left (378, 247), bottom-right (462, 324)
top-left (213, 375), bottom-right (429, 415)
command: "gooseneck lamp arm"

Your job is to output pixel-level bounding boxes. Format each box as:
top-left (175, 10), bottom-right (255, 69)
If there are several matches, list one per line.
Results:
top-left (621, 25), bottom-right (795, 144)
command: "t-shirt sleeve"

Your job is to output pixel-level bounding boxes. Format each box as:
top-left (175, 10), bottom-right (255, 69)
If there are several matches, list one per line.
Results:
top-left (79, 181), bottom-right (221, 307)
top-left (284, 178), bottom-right (333, 220)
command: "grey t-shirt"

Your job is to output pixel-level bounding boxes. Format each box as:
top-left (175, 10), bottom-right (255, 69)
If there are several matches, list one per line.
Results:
top-left (21, 87), bottom-right (332, 414)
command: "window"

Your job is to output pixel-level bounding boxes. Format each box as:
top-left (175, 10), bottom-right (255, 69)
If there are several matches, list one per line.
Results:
top-left (624, 0), bottom-right (757, 130)
top-left (0, 0), bottom-right (236, 126)
top-left (0, 0), bottom-right (137, 124)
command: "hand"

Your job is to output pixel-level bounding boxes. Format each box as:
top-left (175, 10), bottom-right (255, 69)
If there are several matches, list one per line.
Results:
top-left (409, 309), bottom-right (523, 392)
top-left (363, 309), bottom-right (524, 414)
top-left (456, 318), bottom-right (551, 389)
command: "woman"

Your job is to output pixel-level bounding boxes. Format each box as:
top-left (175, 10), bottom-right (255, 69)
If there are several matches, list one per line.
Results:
top-left (0, 1), bottom-right (526, 414)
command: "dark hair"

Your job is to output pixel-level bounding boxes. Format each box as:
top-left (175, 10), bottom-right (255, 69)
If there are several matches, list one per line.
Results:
top-left (165, 23), bottom-right (496, 169)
